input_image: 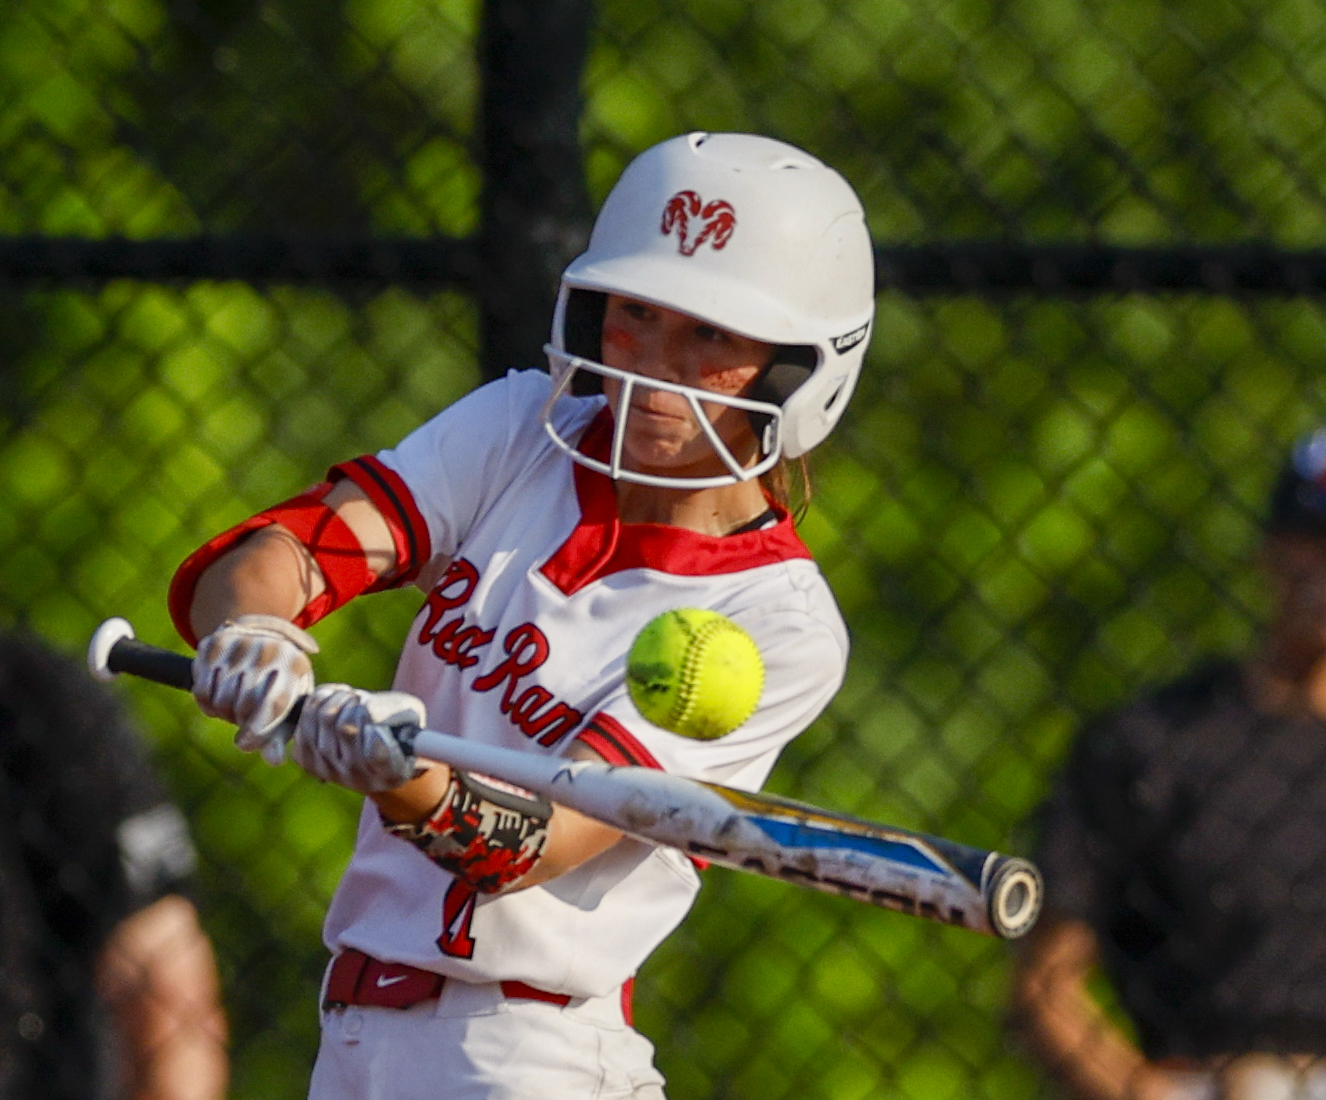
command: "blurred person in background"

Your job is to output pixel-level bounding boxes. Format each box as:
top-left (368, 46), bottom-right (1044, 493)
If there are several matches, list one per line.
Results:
top-left (0, 629), bottom-right (227, 1100)
top-left (1016, 429), bottom-right (1326, 1100)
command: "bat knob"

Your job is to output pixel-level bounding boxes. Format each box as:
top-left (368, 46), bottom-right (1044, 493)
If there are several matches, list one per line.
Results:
top-left (987, 858), bottom-right (1043, 939)
top-left (88, 617), bottom-right (136, 682)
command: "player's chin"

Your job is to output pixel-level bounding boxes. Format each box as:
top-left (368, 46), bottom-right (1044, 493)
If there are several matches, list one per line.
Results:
top-left (623, 446), bottom-right (689, 478)
top-left (622, 418), bottom-right (755, 480)
top-left (621, 419), bottom-right (692, 459)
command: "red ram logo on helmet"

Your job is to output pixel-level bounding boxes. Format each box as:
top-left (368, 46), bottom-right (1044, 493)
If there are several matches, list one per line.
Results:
top-left (661, 191), bottom-right (736, 256)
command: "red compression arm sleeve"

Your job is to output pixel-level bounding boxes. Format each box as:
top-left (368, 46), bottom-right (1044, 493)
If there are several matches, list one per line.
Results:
top-left (168, 481), bottom-right (374, 647)
top-left (169, 456), bottom-right (431, 647)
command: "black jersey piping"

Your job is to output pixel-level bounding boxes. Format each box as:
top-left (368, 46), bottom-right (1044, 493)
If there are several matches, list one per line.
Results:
top-left (346, 456), bottom-right (423, 572)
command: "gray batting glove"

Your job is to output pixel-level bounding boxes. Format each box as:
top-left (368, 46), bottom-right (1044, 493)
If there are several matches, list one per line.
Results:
top-left (290, 683), bottom-right (426, 793)
top-left (192, 614), bottom-right (319, 765)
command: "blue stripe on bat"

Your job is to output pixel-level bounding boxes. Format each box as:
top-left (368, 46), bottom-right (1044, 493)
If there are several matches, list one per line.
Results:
top-left (751, 818), bottom-right (950, 876)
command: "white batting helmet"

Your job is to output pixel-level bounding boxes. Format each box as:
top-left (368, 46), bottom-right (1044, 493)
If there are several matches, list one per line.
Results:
top-left (543, 131), bottom-right (876, 488)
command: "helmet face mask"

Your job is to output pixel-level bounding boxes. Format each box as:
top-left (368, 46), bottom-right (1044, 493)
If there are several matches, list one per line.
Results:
top-left (544, 131), bottom-right (875, 488)
top-left (543, 344), bottom-right (786, 489)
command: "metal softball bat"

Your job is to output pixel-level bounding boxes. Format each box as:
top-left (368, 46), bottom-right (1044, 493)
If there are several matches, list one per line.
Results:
top-left (88, 617), bottom-right (1044, 939)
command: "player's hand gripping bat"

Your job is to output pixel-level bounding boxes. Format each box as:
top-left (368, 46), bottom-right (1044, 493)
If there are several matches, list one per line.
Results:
top-left (88, 618), bottom-right (1043, 939)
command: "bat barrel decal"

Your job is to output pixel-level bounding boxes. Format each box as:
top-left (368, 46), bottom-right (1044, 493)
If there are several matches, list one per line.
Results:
top-left (88, 618), bottom-right (1043, 939)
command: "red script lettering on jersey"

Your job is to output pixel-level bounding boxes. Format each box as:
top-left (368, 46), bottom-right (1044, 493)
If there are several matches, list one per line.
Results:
top-left (415, 560), bottom-right (584, 747)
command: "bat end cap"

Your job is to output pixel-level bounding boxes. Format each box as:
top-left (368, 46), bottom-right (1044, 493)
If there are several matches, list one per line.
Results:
top-left (88, 617), bottom-right (136, 682)
top-left (987, 858), bottom-right (1044, 939)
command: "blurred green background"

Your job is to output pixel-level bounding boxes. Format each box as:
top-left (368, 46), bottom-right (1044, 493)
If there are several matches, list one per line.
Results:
top-left (3, 0), bottom-right (1325, 1096)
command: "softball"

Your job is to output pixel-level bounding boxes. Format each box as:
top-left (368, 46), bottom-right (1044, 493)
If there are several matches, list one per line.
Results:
top-left (626, 609), bottom-right (765, 739)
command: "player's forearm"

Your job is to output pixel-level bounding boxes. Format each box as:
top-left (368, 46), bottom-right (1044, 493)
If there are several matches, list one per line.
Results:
top-left (98, 896), bottom-right (229, 1100)
top-left (509, 805), bottom-right (623, 888)
top-left (371, 742), bottom-right (623, 890)
top-left (1020, 979), bottom-right (1155, 1100)
top-left (372, 764), bottom-right (453, 823)
top-left (189, 523), bottom-right (326, 639)
top-left (373, 779), bottom-right (620, 888)
top-left (1016, 922), bottom-right (1169, 1100)
top-left (507, 740), bottom-right (623, 887)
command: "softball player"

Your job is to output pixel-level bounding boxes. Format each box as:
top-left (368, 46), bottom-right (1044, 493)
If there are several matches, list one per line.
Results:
top-left (170, 132), bottom-right (875, 1100)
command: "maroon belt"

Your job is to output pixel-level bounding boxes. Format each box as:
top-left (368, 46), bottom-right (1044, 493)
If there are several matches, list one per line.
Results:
top-left (324, 949), bottom-right (572, 1011)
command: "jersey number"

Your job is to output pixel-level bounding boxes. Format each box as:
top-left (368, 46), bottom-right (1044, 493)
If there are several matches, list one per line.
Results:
top-left (438, 879), bottom-right (477, 959)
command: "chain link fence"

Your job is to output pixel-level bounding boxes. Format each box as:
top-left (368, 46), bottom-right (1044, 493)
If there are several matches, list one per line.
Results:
top-left (4, 0), bottom-right (1326, 1097)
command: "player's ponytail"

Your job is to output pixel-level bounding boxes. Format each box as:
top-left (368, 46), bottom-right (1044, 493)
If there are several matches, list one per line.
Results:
top-left (761, 454), bottom-right (812, 524)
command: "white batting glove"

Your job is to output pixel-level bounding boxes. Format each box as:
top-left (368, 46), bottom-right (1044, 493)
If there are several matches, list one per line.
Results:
top-left (192, 614), bottom-right (319, 765)
top-left (290, 683), bottom-right (426, 793)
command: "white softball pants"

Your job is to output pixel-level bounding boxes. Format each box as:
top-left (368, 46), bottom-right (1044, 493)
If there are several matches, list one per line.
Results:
top-left (308, 978), bottom-right (668, 1100)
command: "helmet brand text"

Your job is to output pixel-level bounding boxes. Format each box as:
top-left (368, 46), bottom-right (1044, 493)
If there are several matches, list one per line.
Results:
top-left (831, 324), bottom-right (870, 354)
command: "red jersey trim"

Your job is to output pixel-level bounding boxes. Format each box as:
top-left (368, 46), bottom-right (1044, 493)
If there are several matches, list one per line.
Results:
top-left (540, 409), bottom-right (813, 596)
top-left (331, 455), bottom-right (432, 589)
top-left (576, 713), bottom-right (662, 769)
top-left (621, 976), bottom-right (636, 1027)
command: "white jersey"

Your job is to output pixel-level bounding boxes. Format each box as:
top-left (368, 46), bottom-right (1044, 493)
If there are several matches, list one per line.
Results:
top-left (323, 370), bottom-right (848, 999)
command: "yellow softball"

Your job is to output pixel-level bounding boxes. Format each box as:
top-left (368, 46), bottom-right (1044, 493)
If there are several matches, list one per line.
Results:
top-left (626, 609), bottom-right (765, 739)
